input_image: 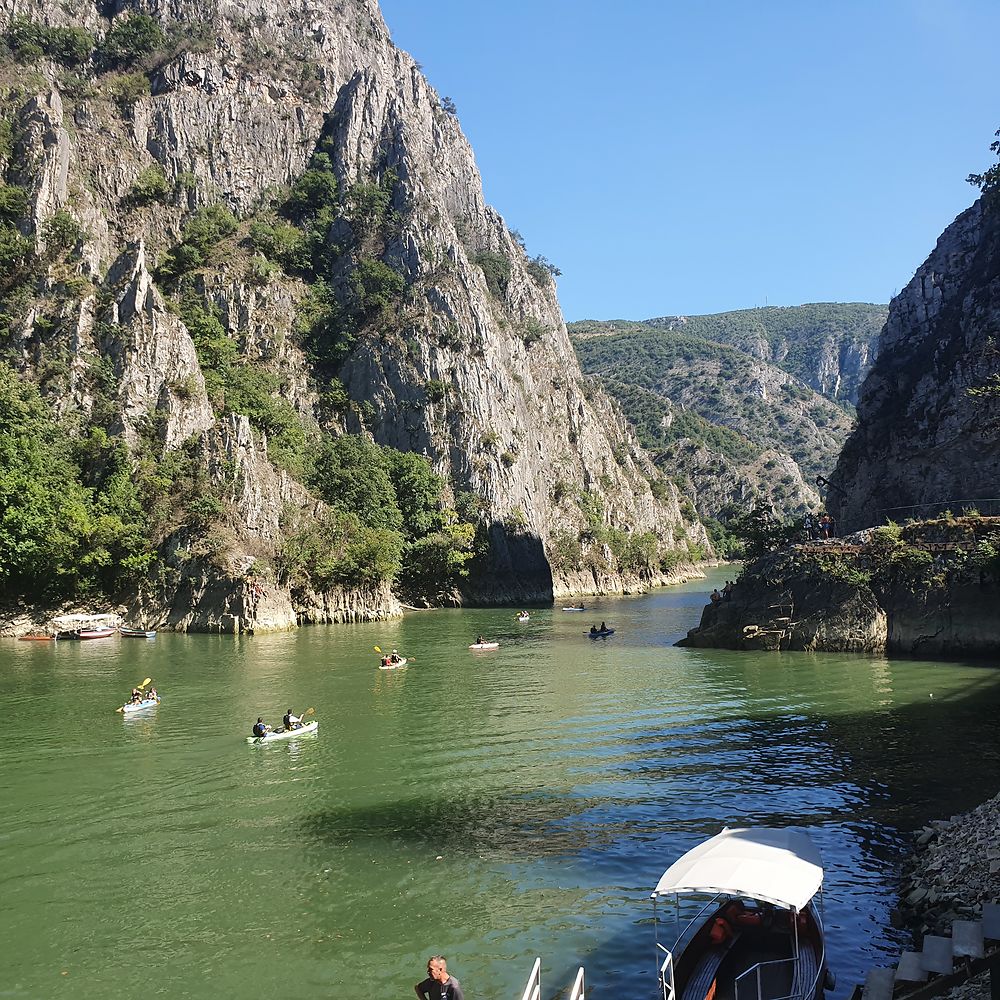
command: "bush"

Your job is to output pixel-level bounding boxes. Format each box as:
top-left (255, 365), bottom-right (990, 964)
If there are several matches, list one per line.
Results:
top-left (97, 14), bottom-right (165, 69)
top-left (5, 18), bottom-right (95, 66)
top-left (104, 71), bottom-right (150, 112)
top-left (473, 250), bottom-right (511, 297)
top-left (129, 164), bottom-right (170, 205)
top-left (42, 210), bottom-right (83, 260)
top-left (0, 184), bottom-right (28, 224)
top-left (425, 379), bottom-right (448, 403)
top-left (158, 203), bottom-right (238, 281)
top-left (521, 318), bottom-right (548, 347)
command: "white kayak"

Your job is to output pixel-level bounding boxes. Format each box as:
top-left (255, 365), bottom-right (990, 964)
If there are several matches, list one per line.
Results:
top-left (562, 607), bottom-right (586, 612)
top-left (120, 697), bottom-right (160, 714)
top-left (247, 720), bottom-right (318, 744)
top-left (516, 615), bottom-right (530, 622)
top-left (379, 657), bottom-right (408, 670)
top-left (469, 642), bottom-right (499, 650)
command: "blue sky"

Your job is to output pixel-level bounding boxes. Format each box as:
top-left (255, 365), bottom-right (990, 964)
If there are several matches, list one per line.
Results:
top-left (378, 0), bottom-right (1000, 321)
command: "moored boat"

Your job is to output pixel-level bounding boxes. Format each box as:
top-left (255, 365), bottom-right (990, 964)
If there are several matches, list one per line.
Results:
top-left (652, 828), bottom-right (831, 1000)
top-left (562, 606), bottom-right (586, 612)
top-left (18, 634), bottom-right (55, 641)
top-left (120, 627), bottom-right (157, 638)
top-left (247, 720), bottom-right (319, 744)
top-left (120, 697), bottom-right (161, 714)
top-left (63, 627), bottom-right (116, 640)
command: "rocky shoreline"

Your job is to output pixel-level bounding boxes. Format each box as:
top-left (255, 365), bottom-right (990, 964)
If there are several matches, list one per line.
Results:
top-left (893, 789), bottom-right (1000, 999)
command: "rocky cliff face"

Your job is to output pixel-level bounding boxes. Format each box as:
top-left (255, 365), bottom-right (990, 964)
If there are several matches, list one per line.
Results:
top-left (0, 0), bottom-right (703, 631)
top-left (829, 200), bottom-right (1000, 532)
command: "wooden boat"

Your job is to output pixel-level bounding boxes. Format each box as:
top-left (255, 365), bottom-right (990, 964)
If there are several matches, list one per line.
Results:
top-left (76, 628), bottom-right (116, 639)
top-left (120, 627), bottom-right (157, 638)
top-left (18, 634), bottom-right (55, 641)
top-left (652, 828), bottom-right (832, 1000)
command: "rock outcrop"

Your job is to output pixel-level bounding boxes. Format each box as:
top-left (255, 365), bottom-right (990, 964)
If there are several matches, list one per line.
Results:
top-left (829, 200), bottom-right (1000, 532)
top-left (678, 518), bottom-right (1000, 657)
top-left (0, 0), bottom-right (705, 631)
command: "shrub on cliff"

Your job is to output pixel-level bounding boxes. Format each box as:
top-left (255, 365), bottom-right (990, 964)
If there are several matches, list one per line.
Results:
top-left (96, 14), bottom-right (165, 69)
top-left (5, 18), bottom-right (95, 66)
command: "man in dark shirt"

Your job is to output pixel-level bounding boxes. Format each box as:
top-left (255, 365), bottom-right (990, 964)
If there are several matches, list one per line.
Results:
top-left (415, 956), bottom-right (464, 1000)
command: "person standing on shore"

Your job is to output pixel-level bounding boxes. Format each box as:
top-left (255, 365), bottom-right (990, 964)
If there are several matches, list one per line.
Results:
top-left (415, 957), bottom-right (464, 1000)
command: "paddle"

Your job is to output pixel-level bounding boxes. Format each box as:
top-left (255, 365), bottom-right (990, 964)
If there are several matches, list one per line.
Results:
top-left (116, 678), bottom-right (152, 712)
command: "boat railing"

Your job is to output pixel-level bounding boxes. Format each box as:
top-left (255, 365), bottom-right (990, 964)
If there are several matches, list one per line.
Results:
top-left (517, 959), bottom-right (585, 1000)
top-left (519, 958), bottom-right (541, 1000)
top-left (661, 892), bottom-right (728, 956)
top-left (657, 943), bottom-right (676, 1000)
top-left (734, 954), bottom-right (816, 1000)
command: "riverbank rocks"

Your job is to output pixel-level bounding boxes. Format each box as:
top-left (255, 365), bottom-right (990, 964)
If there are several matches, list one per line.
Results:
top-left (899, 792), bottom-right (1000, 939)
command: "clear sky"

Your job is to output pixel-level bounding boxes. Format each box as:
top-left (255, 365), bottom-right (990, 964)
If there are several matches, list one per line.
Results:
top-left (378, 0), bottom-right (1000, 322)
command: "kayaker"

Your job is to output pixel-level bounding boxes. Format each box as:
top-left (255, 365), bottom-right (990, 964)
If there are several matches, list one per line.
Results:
top-left (130, 688), bottom-right (143, 703)
top-left (589, 625), bottom-right (598, 635)
top-left (476, 635), bottom-right (485, 645)
top-left (252, 717), bottom-right (270, 738)
top-left (147, 686), bottom-right (158, 701)
top-left (600, 621), bottom-right (607, 632)
top-left (415, 956), bottom-right (464, 1000)
top-left (390, 648), bottom-right (401, 664)
top-left (283, 708), bottom-right (302, 730)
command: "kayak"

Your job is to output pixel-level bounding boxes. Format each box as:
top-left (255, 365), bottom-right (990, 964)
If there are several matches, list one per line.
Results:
top-left (586, 629), bottom-right (615, 639)
top-left (562, 607), bottom-right (586, 612)
top-left (247, 720), bottom-right (319, 744)
top-left (379, 657), bottom-right (408, 670)
top-left (516, 615), bottom-right (530, 622)
top-left (121, 697), bottom-right (161, 714)
top-left (469, 642), bottom-right (499, 650)
top-left (120, 628), bottom-right (156, 638)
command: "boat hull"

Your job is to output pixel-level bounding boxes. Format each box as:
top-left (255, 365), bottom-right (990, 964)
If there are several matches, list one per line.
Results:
top-left (469, 642), bottom-right (499, 650)
top-left (120, 628), bottom-right (157, 638)
top-left (121, 698), bottom-right (160, 714)
top-left (247, 720), bottom-right (319, 744)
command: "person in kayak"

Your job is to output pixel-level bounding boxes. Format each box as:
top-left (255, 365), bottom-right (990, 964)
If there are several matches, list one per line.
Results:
top-left (415, 956), bottom-right (464, 1000)
top-left (600, 621), bottom-right (607, 632)
top-left (130, 687), bottom-right (144, 703)
top-left (147, 686), bottom-right (158, 701)
top-left (252, 717), bottom-right (270, 738)
top-left (476, 635), bottom-right (485, 645)
top-left (390, 648), bottom-right (401, 664)
top-left (589, 625), bottom-right (598, 635)
top-left (283, 709), bottom-right (302, 730)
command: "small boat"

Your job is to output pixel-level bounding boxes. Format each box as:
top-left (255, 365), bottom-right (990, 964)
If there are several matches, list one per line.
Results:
top-left (119, 627), bottom-right (157, 638)
top-left (652, 828), bottom-right (831, 1000)
top-left (517, 613), bottom-right (530, 622)
top-left (562, 606), bottom-right (586, 612)
top-left (247, 720), bottom-right (319, 744)
top-left (587, 629), bottom-right (615, 639)
top-left (18, 634), bottom-right (55, 641)
top-left (120, 697), bottom-right (161, 714)
top-left (72, 628), bottom-right (116, 640)
top-left (469, 642), bottom-right (499, 650)
top-left (379, 657), bottom-right (408, 670)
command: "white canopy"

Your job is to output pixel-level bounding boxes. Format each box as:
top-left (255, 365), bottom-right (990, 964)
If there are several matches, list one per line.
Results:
top-left (651, 828), bottom-right (824, 911)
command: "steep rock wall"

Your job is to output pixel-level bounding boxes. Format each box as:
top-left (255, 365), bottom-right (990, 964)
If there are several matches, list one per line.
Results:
top-left (829, 200), bottom-right (1000, 532)
top-left (0, 0), bottom-right (704, 629)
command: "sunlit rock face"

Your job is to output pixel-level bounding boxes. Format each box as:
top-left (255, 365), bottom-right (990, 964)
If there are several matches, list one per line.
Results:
top-left (1, 0), bottom-right (705, 628)
top-left (829, 199), bottom-right (1000, 532)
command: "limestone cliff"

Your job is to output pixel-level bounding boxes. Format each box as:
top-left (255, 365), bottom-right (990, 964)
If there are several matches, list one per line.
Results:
top-left (0, 0), bottom-right (704, 631)
top-left (829, 199), bottom-right (1000, 532)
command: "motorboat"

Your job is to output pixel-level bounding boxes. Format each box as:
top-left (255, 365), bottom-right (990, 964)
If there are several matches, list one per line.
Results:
top-left (652, 828), bottom-right (832, 1000)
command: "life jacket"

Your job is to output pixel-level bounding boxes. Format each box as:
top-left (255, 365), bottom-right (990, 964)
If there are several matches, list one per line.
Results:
top-left (252, 722), bottom-right (266, 737)
top-left (709, 917), bottom-right (731, 945)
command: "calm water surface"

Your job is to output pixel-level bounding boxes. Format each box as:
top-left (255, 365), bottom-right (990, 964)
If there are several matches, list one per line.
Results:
top-left (3, 568), bottom-right (1000, 999)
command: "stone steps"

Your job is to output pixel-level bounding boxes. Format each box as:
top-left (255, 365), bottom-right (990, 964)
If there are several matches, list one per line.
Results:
top-left (855, 907), bottom-right (1000, 1000)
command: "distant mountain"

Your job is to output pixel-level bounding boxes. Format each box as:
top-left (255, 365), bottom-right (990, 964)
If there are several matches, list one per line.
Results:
top-left (569, 310), bottom-right (865, 521)
top-left (641, 303), bottom-right (886, 406)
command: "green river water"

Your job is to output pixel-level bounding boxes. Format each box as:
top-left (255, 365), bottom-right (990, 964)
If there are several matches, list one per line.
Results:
top-left (3, 567), bottom-right (1000, 1000)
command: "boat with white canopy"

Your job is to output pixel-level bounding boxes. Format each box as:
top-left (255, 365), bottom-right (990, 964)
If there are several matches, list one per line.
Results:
top-left (652, 828), bottom-right (832, 1000)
